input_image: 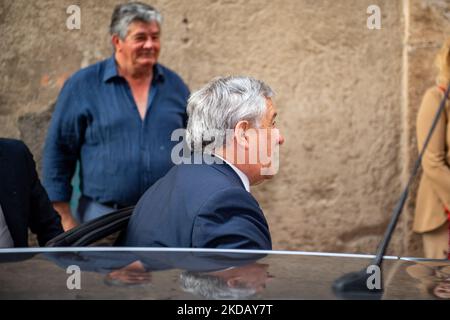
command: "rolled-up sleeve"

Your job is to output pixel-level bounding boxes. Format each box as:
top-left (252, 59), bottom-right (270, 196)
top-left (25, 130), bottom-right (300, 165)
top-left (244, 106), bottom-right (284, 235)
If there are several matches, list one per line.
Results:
top-left (43, 78), bottom-right (86, 202)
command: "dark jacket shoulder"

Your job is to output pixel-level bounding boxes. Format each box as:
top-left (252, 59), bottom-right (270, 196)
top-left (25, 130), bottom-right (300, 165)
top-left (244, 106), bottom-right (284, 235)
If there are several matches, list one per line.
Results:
top-left (0, 138), bottom-right (63, 247)
top-left (0, 138), bottom-right (29, 156)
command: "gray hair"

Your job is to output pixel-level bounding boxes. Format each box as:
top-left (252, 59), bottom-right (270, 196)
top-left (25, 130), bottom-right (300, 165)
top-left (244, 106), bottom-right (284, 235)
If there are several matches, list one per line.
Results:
top-left (186, 76), bottom-right (274, 150)
top-left (180, 271), bottom-right (256, 300)
top-left (110, 2), bottom-right (163, 40)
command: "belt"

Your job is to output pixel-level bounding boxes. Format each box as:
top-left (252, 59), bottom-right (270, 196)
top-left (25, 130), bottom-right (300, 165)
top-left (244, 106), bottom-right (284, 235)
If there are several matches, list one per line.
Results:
top-left (81, 195), bottom-right (129, 210)
top-left (101, 201), bottom-right (128, 210)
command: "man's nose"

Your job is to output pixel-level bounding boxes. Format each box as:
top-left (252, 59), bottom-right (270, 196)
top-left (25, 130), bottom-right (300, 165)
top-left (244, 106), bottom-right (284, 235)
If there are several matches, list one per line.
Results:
top-left (278, 133), bottom-right (285, 145)
top-left (143, 38), bottom-right (153, 48)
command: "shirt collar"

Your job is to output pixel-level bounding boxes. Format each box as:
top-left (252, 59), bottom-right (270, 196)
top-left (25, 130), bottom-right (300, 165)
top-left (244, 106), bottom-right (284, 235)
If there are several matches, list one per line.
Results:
top-left (103, 55), bottom-right (165, 83)
top-left (213, 154), bottom-right (251, 192)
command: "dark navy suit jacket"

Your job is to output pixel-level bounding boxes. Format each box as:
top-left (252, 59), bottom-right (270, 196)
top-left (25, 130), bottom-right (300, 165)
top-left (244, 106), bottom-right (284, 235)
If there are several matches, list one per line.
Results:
top-left (0, 139), bottom-right (63, 247)
top-left (124, 155), bottom-right (272, 250)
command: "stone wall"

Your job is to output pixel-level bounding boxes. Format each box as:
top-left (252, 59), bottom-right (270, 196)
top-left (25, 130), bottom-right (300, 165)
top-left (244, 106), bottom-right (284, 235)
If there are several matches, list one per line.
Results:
top-left (0, 0), bottom-right (449, 256)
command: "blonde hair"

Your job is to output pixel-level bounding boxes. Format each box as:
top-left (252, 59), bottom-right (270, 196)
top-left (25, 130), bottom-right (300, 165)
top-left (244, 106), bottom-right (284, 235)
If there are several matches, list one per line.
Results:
top-left (435, 37), bottom-right (450, 86)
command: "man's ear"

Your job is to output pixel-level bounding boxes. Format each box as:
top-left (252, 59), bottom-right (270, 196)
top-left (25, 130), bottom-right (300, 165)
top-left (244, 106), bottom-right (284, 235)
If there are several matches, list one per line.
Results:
top-left (112, 35), bottom-right (121, 52)
top-left (227, 277), bottom-right (244, 288)
top-left (234, 120), bottom-right (250, 149)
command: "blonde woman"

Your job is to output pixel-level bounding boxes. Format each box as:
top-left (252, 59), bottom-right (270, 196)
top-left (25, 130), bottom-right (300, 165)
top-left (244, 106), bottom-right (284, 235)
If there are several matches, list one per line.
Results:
top-left (414, 38), bottom-right (450, 259)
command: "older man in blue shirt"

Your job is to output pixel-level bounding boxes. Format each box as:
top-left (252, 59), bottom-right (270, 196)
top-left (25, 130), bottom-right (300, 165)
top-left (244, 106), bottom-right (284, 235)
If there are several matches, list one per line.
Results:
top-left (43, 2), bottom-right (189, 230)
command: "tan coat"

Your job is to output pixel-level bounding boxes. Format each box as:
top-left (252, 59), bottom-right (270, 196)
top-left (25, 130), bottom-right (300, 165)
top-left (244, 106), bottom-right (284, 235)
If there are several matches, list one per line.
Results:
top-left (414, 86), bottom-right (450, 233)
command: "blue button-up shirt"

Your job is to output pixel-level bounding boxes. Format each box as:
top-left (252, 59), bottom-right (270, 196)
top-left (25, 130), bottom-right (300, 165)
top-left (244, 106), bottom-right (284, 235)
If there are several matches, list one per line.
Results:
top-left (43, 56), bottom-right (190, 206)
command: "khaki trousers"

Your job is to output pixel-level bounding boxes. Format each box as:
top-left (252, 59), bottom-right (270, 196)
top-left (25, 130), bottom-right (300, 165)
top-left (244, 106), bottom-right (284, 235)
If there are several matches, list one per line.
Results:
top-left (422, 220), bottom-right (449, 259)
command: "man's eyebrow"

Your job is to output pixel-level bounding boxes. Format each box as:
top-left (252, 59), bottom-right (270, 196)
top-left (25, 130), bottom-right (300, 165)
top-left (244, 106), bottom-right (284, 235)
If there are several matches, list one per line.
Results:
top-left (272, 112), bottom-right (278, 120)
top-left (133, 31), bottom-right (160, 37)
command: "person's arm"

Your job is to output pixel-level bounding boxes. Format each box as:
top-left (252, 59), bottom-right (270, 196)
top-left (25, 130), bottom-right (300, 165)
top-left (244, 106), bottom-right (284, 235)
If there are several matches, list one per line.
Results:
top-left (192, 188), bottom-right (272, 250)
top-left (42, 77), bottom-right (86, 230)
top-left (52, 202), bottom-right (78, 231)
top-left (20, 142), bottom-right (64, 245)
top-left (416, 88), bottom-right (450, 209)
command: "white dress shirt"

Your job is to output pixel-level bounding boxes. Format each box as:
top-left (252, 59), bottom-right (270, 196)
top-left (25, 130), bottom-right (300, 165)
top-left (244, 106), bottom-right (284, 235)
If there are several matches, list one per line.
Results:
top-left (0, 204), bottom-right (14, 248)
top-left (213, 154), bottom-right (250, 192)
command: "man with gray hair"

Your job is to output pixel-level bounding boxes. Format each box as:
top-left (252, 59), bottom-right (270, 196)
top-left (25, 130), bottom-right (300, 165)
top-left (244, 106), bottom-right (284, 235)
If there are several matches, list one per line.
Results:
top-left (124, 76), bottom-right (284, 249)
top-left (180, 262), bottom-right (270, 299)
top-left (43, 2), bottom-right (190, 230)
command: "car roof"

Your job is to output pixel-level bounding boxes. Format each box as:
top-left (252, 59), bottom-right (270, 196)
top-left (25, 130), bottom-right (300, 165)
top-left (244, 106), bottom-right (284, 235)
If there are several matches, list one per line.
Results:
top-left (0, 248), bottom-right (447, 300)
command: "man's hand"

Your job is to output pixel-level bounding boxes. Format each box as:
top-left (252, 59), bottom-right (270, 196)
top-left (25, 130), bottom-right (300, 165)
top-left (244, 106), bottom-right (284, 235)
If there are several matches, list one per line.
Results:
top-left (52, 202), bottom-right (78, 231)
